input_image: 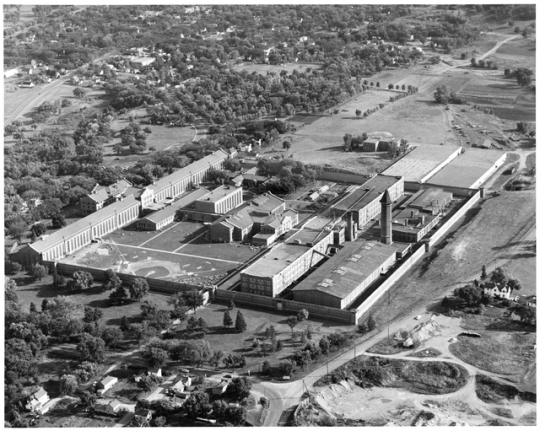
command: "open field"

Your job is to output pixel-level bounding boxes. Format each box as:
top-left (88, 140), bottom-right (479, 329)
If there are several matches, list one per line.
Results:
top-left (232, 62), bottom-right (321, 75)
top-left (489, 37), bottom-right (536, 71)
top-left (449, 332), bottom-right (535, 377)
top-left (263, 88), bottom-right (460, 173)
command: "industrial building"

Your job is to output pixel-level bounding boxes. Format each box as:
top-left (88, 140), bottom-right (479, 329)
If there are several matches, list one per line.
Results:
top-left (329, 175), bottom-right (404, 230)
top-left (139, 150), bottom-right (228, 209)
top-left (391, 208), bottom-right (440, 243)
top-left (240, 218), bottom-right (337, 297)
top-left (180, 185), bottom-right (243, 222)
top-left (137, 188), bottom-right (210, 231)
top-left (399, 188), bottom-right (453, 215)
top-left (382, 145), bottom-right (462, 183)
top-left (292, 240), bottom-right (397, 309)
top-left (426, 148), bottom-right (507, 189)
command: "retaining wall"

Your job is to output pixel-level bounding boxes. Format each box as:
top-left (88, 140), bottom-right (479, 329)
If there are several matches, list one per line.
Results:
top-left (214, 289), bottom-right (354, 323)
top-left (317, 168), bottom-right (371, 185)
top-left (56, 263), bottom-right (203, 294)
top-left (353, 244), bottom-right (427, 324)
top-left (427, 190), bottom-right (481, 248)
top-left (405, 181), bottom-right (478, 198)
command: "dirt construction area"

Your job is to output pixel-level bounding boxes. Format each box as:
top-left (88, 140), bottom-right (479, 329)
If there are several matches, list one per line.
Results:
top-left (312, 315), bottom-right (536, 426)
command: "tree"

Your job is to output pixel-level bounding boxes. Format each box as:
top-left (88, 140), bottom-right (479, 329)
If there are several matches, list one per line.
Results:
top-left (83, 306), bottom-right (103, 323)
top-left (120, 316), bottom-right (130, 332)
top-left (507, 278), bottom-right (521, 291)
top-left (67, 270), bottom-right (94, 290)
top-left (297, 309), bottom-right (309, 322)
top-left (30, 223), bottom-right (47, 238)
top-left (30, 263), bottom-right (48, 281)
top-left (287, 315), bottom-right (298, 334)
top-left (182, 289), bottom-right (204, 314)
top-left (355, 109), bottom-right (362, 117)
top-left (481, 265), bottom-right (487, 280)
top-left (343, 133), bottom-right (353, 151)
top-left (235, 310), bottom-right (247, 333)
top-left (282, 140), bottom-right (291, 151)
top-left (101, 327), bottom-right (124, 348)
top-left (77, 333), bottom-right (106, 363)
top-left (73, 87), bottom-right (87, 99)
top-left (228, 300), bottom-right (235, 310)
top-left (109, 285), bottom-right (128, 305)
top-left (358, 323), bottom-right (368, 335)
top-left (514, 305), bottom-right (536, 325)
top-left (143, 346), bottom-right (169, 368)
top-left (514, 26), bottom-right (520, 34)
top-left (51, 213), bottom-right (67, 228)
top-left (152, 416), bottom-right (166, 427)
top-left (8, 220), bottom-right (27, 240)
top-left (5, 258), bottom-right (22, 275)
top-left (262, 360), bottom-right (271, 375)
top-left (319, 336), bottom-right (330, 355)
top-left (210, 350), bottom-right (224, 369)
top-left (367, 314), bottom-right (376, 331)
top-left (228, 376), bottom-right (252, 400)
top-left (130, 278), bottom-right (149, 301)
top-left (183, 392), bottom-right (211, 418)
top-left (223, 310), bottom-right (233, 328)
top-left (490, 267), bottom-right (508, 286)
top-left (59, 374), bottom-right (78, 395)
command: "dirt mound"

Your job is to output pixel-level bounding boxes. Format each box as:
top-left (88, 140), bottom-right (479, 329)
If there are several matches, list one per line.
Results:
top-left (475, 374), bottom-right (536, 404)
top-left (316, 355), bottom-right (469, 395)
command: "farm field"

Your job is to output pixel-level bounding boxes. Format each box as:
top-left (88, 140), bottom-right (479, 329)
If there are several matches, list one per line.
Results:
top-left (232, 61), bottom-right (321, 74)
top-left (489, 37), bottom-right (536, 71)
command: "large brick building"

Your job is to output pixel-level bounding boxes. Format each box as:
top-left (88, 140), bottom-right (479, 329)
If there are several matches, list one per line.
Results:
top-left (240, 218), bottom-right (337, 297)
top-left (292, 240), bottom-right (397, 309)
top-left (80, 179), bottom-right (138, 215)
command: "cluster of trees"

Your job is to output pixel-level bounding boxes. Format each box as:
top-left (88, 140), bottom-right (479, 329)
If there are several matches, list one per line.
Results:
top-left (142, 337), bottom-right (213, 368)
top-left (504, 68), bottom-right (534, 88)
top-left (516, 121), bottom-right (535, 136)
top-left (257, 158), bottom-right (321, 195)
top-left (117, 121), bottom-right (148, 155)
top-left (470, 58), bottom-right (498, 70)
top-left (433, 85), bottom-right (465, 105)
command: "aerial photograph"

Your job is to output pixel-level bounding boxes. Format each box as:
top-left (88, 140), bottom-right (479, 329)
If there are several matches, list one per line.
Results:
top-left (3, 3), bottom-right (536, 427)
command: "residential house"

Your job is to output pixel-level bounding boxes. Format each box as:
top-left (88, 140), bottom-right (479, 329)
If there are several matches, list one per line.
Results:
top-left (95, 399), bottom-right (122, 415)
top-left (483, 282), bottom-right (513, 300)
top-left (25, 388), bottom-right (50, 413)
top-left (134, 409), bottom-right (153, 422)
top-left (97, 376), bottom-right (118, 395)
top-left (148, 367), bottom-right (162, 378)
top-left (212, 380), bottom-right (229, 395)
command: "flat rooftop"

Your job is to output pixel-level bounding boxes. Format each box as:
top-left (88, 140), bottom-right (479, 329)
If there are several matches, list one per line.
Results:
top-left (333, 175), bottom-right (401, 212)
top-left (292, 240), bottom-right (397, 300)
top-left (382, 145), bottom-right (462, 183)
top-left (391, 208), bottom-right (437, 233)
top-left (242, 228), bottom-right (333, 278)
top-left (144, 188), bottom-right (210, 224)
top-left (197, 185), bottom-right (239, 203)
top-left (427, 149), bottom-right (507, 189)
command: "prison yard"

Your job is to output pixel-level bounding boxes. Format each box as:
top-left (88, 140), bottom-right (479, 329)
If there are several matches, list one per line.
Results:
top-left (4, 4), bottom-right (536, 429)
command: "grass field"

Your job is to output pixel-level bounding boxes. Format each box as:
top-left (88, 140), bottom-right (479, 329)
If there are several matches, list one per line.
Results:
top-left (449, 331), bottom-right (535, 376)
top-left (58, 220), bottom-right (260, 285)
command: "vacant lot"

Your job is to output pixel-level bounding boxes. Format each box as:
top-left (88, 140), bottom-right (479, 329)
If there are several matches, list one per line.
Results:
top-left (449, 331), bottom-right (535, 377)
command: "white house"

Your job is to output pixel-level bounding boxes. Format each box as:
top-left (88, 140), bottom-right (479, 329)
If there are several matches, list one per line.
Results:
top-left (97, 376), bottom-right (118, 395)
top-left (25, 388), bottom-right (50, 413)
top-left (483, 282), bottom-right (513, 300)
top-left (212, 380), bottom-right (229, 395)
top-left (4, 68), bottom-right (18, 78)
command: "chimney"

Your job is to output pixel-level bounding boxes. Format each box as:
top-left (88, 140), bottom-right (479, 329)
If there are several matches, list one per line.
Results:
top-left (380, 190), bottom-right (393, 245)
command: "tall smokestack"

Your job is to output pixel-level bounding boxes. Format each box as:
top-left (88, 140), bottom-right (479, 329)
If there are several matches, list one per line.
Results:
top-left (380, 190), bottom-right (392, 245)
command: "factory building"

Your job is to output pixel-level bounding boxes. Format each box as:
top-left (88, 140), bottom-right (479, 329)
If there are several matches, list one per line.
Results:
top-left (292, 240), bottom-right (397, 309)
top-left (240, 218), bottom-right (337, 297)
top-left (329, 175), bottom-right (404, 230)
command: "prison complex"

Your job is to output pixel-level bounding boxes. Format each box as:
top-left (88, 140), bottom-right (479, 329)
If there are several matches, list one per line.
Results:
top-left (18, 151), bottom-right (229, 265)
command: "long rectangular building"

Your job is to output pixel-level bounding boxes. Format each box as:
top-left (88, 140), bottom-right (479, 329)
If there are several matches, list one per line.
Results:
top-left (18, 195), bottom-right (141, 266)
top-left (382, 145), bottom-right (462, 183)
top-left (240, 218), bottom-right (336, 297)
top-left (292, 240), bottom-right (397, 309)
top-left (139, 149), bottom-right (228, 208)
